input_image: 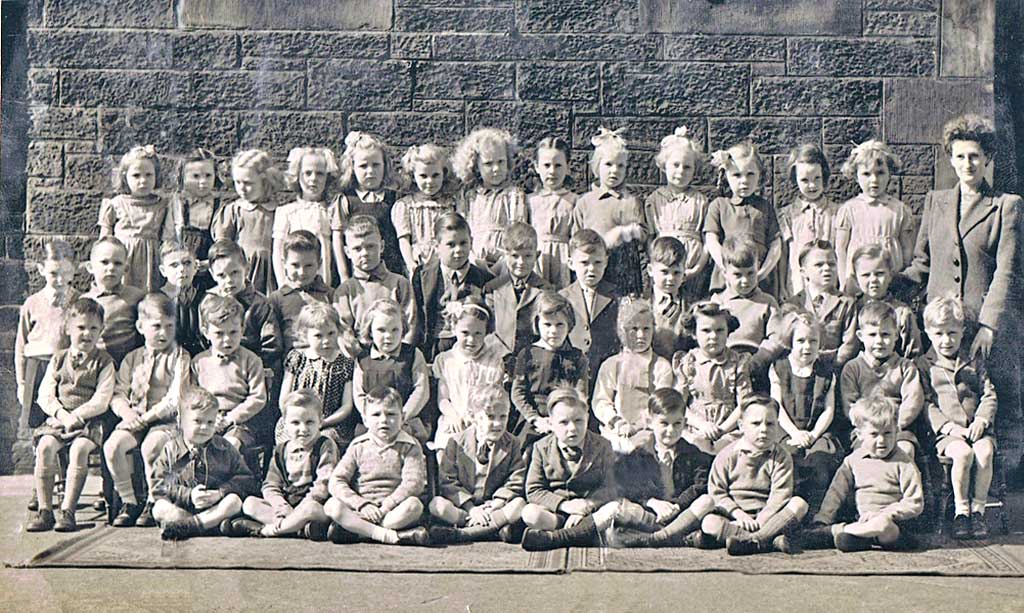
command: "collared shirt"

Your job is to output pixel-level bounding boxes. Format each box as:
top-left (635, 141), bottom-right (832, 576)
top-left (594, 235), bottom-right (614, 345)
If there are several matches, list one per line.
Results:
top-left (329, 430), bottom-right (427, 512)
top-left (334, 267), bottom-right (417, 346)
top-left (191, 346), bottom-right (267, 424)
top-left (16, 286), bottom-right (77, 362)
top-left (151, 434), bottom-right (256, 507)
top-left (356, 189), bottom-right (384, 204)
top-left (83, 283), bottom-right (145, 360)
top-left (38, 347), bottom-right (116, 421)
top-left (673, 347), bottom-right (753, 429)
top-left (592, 350), bottom-right (674, 434)
top-left (110, 344), bottom-right (189, 424)
top-left (269, 277), bottom-right (333, 353)
top-left (918, 347), bottom-right (997, 435)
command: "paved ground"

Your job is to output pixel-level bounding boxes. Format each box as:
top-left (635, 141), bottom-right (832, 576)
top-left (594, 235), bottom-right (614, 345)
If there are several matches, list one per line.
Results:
top-left (2, 476), bottom-right (1024, 613)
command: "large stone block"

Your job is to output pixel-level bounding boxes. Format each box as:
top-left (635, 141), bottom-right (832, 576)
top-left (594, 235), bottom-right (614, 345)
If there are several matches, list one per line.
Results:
top-left (515, 0), bottom-right (639, 33)
top-left (240, 32), bottom-right (389, 59)
top-left (27, 69), bottom-right (57, 105)
top-left (752, 78), bottom-right (882, 116)
top-left (308, 60), bottom-right (412, 111)
top-left (709, 118), bottom-right (822, 154)
top-left (602, 62), bottom-right (749, 116)
top-left (348, 112), bottom-right (464, 148)
top-left (789, 38), bottom-right (936, 76)
top-left (572, 116), bottom-right (708, 151)
top-left (822, 117), bottom-right (883, 144)
top-left (391, 34), bottom-right (432, 60)
top-left (99, 110), bottom-right (238, 156)
top-left (941, 0), bottom-right (994, 77)
top-left (27, 189), bottom-right (103, 234)
top-left (665, 35), bottom-right (785, 62)
top-left (432, 33), bottom-right (660, 61)
top-left (639, 0), bottom-right (862, 35)
top-left (466, 101), bottom-right (572, 148)
top-left (518, 62), bottom-right (598, 102)
top-left (396, 7), bottom-right (513, 32)
top-left (864, 0), bottom-right (938, 9)
top-left (64, 155), bottom-right (114, 191)
top-left (178, 0), bottom-right (391, 30)
top-left (193, 71), bottom-right (304, 110)
top-left (864, 11), bottom-right (938, 37)
top-left (891, 144), bottom-right (936, 175)
top-left (61, 70), bottom-right (193, 108)
top-left (238, 112), bottom-right (347, 158)
top-left (29, 107), bottom-right (96, 140)
top-left (26, 142), bottom-right (62, 178)
top-left (29, 30), bottom-right (236, 70)
top-left (43, 0), bottom-right (174, 28)
top-left (415, 62), bottom-right (513, 100)
top-left (883, 79), bottom-right (993, 144)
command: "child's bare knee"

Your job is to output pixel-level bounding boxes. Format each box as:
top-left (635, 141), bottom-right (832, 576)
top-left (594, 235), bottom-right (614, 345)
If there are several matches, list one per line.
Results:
top-left (220, 493), bottom-right (243, 515)
top-left (152, 499), bottom-right (181, 522)
top-left (427, 496), bottom-right (448, 517)
top-left (521, 504), bottom-right (545, 526)
top-left (701, 514), bottom-right (725, 534)
top-left (788, 496), bottom-right (809, 518)
top-left (974, 441), bottom-right (994, 465)
top-left (242, 496), bottom-right (261, 517)
top-left (36, 436), bottom-right (60, 462)
top-left (324, 498), bottom-right (345, 520)
top-left (691, 494), bottom-right (716, 517)
top-left (877, 519), bottom-right (900, 544)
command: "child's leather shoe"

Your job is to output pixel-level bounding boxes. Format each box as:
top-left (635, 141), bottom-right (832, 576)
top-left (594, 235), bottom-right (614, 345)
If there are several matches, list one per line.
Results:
top-left (53, 509), bottom-right (77, 532)
top-left (135, 502), bottom-right (157, 528)
top-left (220, 518), bottom-right (263, 537)
top-left (971, 512), bottom-right (989, 539)
top-left (834, 532), bottom-right (873, 552)
top-left (952, 514), bottom-right (971, 540)
top-left (396, 526), bottom-right (431, 546)
top-left (161, 517), bottom-right (203, 541)
top-left (26, 509), bottom-right (55, 532)
top-left (112, 502), bottom-right (143, 527)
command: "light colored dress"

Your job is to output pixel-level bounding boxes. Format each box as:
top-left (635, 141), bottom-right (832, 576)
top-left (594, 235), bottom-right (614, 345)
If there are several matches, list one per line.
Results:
top-left (778, 197), bottom-right (840, 296)
top-left (836, 193), bottom-right (914, 274)
top-left (212, 198), bottom-right (277, 295)
top-left (431, 340), bottom-right (507, 450)
top-left (391, 192), bottom-right (457, 269)
top-left (573, 185), bottom-right (648, 296)
top-left (528, 188), bottom-right (577, 290)
top-left (592, 350), bottom-right (674, 450)
top-left (273, 196), bottom-right (339, 286)
top-left (644, 186), bottom-right (708, 271)
top-left (97, 193), bottom-right (167, 292)
top-left (460, 184), bottom-right (527, 268)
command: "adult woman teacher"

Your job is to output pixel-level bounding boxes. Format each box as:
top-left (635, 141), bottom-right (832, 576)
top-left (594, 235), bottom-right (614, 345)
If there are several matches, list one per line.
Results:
top-left (902, 113), bottom-right (1024, 471)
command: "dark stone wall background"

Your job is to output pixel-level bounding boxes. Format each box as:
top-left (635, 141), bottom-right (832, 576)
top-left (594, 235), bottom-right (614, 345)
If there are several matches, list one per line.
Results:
top-left (0, 0), bottom-right (1009, 471)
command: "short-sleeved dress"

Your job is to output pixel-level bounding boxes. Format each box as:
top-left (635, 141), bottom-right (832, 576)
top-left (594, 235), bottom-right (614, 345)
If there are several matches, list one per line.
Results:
top-left (212, 198), bottom-right (277, 295)
top-left (275, 350), bottom-right (356, 448)
top-left (460, 184), bottom-right (528, 269)
top-left (645, 186), bottom-right (710, 302)
top-left (431, 341), bottom-right (508, 450)
top-left (836, 193), bottom-right (913, 275)
top-left (273, 197), bottom-right (340, 286)
top-left (528, 188), bottom-right (577, 289)
top-left (704, 194), bottom-right (780, 294)
top-left (334, 188), bottom-right (404, 277)
top-left (777, 197), bottom-right (839, 297)
top-left (391, 192), bottom-right (457, 270)
top-left (573, 185), bottom-right (648, 297)
top-left (98, 193), bottom-right (168, 292)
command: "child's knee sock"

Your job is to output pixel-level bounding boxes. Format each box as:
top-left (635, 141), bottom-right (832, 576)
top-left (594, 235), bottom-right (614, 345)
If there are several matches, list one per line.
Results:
top-left (371, 526), bottom-right (399, 545)
top-left (751, 508), bottom-right (800, 542)
top-left (489, 507), bottom-right (509, 527)
top-left (114, 477), bottom-right (137, 505)
top-left (62, 465), bottom-right (88, 511)
top-left (33, 467), bottom-right (56, 511)
top-left (521, 516), bottom-right (599, 551)
top-left (623, 510), bottom-right (701, 548)
top-left (616, 501), bottom-right (659, 533)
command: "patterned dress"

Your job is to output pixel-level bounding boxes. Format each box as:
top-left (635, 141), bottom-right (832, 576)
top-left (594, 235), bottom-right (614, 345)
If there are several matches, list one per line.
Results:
top-left (460, 184), bottom-right (528, 269)
top-left (391, 192), bottom-right (457, 270)
top-left (275, 350), bottom-right (355, 448)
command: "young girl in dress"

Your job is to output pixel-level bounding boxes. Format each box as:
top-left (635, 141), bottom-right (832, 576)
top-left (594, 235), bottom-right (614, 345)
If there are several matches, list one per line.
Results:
top-left (332, 131), bottom-right (403, 279)
top-left (645, 126), bottom-right (710, 303)
top-left (273, 147), bottom-right (341, 287)
top-left (452, 127), bottom-right (527, 271)
top-left (431, 296), bottom-right (508, 453)
top-left (835, 140), bottom-right (914, 289)
top-left (705, 142), bottom-right (781, 296)
top-left (392, 143), bottom-right (459, 275)
top-left (528, 136), bottom-right (577, 289)
top-left (510, 291), bottom-right (589, 449)
top-left (592, 297), bottom-right (674, 451)
top-left (276, 303), bottom-right (356, 451)
top-left (166, 148), bottom-right (222, 285)
top-left (778, 144), bottom-right (838, 297)
top-left (98, 145), bottom-right (168, 292)
top-left (573, 127), bottom-right (648, 297)
top-left (212, 149), bottom-right (285, 295)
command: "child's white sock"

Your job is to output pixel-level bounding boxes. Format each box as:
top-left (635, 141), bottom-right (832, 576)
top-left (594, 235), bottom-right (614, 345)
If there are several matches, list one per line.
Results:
top-left (114, 479), bottom-right (137, 505)
top-left (371, 526), bottom-right (398, 544)
top-left (971, 500), bottom-right (987, 515)
top-left (953, 499), bottom-right (969, 516)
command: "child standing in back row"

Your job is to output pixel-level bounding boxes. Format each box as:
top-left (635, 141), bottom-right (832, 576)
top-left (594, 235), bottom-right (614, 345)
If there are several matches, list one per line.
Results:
top-left (528, 136), bottom-right (578, 289)
top-left (777, 144), bottom-right (838, 297)
top-left (273, 147), bottom-right (341, 287)
top-left (392, 143), bottom-right (458, 275)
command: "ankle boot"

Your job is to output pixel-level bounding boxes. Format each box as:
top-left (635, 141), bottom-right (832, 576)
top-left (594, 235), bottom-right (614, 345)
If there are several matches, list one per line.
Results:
top-left (522, 516), bottom-right (599, 551)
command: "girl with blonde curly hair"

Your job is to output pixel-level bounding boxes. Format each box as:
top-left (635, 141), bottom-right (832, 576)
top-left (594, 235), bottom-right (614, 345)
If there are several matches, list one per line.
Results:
top-left (273, 147), bottom-right (341, 286)
top-left (392, 143), bottom-right (459, 274)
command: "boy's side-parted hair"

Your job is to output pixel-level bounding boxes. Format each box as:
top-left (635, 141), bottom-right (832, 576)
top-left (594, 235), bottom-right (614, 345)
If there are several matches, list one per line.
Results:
top-left (343, 214), bottom-right (383, 241)
top-left (113, 145), bottom-right (163, 194)
top-left (850, 243), bottom-right (893, 273)
top-left (738, 394), bottom-right (780, 418)
top-left (180, 386), bottom-right (219, 417)
top-left (683, 301), bottom-right (741, 334)
top-left (206, 238), bottom-right (247, 268)
top-left (159, 239), bottom-right (196, 262)
top-left (841, 139), bottom-right (902, 179)
top-left (648, 235), bottom-right (687, 268)
top-left (922, 296), bottom-right (967, 330)
top-left (433, 211), bottom-right (472, 238)
top-left (857, 299), bottom-right (898, 329)
top-left (722, 236), bottom-right (757, 269)
top-left (797, 239), bottom-right (837, 268)
top-left (647, 387), bottom-right (687, 417)
top-left (283, 230), bottom-right (322, 258)
top-left (569, 228), bottom-right (607, 256)
top-left (364, 386), bottom-right (404, 413)
top-left (64, 297), bottom-right (106, 328)
top-left (400, 143), bottom-right (459, 195)
top-left (296, 302), bottom-right (343, 336)
top-left (785, 143), bottom-right (832, 187)
top-left (546, 385), bottom-right (588, 417)
top-left (942, 114), bottom-right (996, 157)
top-left (43, 239), bottom-right (76, 263)
top-left (358, 298), bottom-right (407, 347)
top-left (500, 221), bottom-right (538, 252)
top-left (452, 127), bottom-right (518, 187)
top-left (90, 235), bottom-right (129, 260)
top-left (199, 294), bottom-right (244, 330)
top-left (849, 394), bottom-right (898, 431)
top-left (177, 147), bottom-right (224, 191)
top-left (338, 131), bottom-right (398, 192)
top-left (137, 292), bottom-right (176, 321)
top-left (281, 388), bottom-right (324, 421)
top-left (469, 384), bottom-right (511, 415)
top-left (532, 291), bottom-right (576, 335)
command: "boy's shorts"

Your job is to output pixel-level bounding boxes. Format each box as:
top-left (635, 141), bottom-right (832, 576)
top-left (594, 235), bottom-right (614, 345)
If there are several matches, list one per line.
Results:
top-left (224, 422), bottom-right (259, 449)
top-left (937, 432), bottom-right (996, 455)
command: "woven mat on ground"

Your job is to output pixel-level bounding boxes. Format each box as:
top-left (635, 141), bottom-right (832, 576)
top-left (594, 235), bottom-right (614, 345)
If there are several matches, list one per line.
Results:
top-left (568, 537), bottom-right (1024, 577)
top-left (20, 526), bottom-right (566, 574)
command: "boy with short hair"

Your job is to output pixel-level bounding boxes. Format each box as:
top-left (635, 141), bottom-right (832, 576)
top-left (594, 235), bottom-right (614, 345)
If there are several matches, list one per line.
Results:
top-left (324, 386), bottom-right (430, 546)
top-left (647, 236), bottom-right (691, 360)
top-left (151, 387), bottom-right (256, 540)
top-left (785, 240), bottom-right (858, 368)
top-left (103, 293), bottom-right (191, 528)
top-left (412, 212), bottom-right (494, 361)
top-left (428, 385), bottom-right (527, 544)
top-left (805, 396), bottom-right (923, 552)
top-left (485, 221), bottom-right (551, 355)
top-left (560, 229), bottom-right (621, 390)
top-left (702, 395), bottom-right (808, 556)
top-left (82, 236), bottom-right (145, 365)
top-left (191, 294), bottom-right (267, 450)
top-left (520, 387), bottom-right (620, 551)
top-left (158, 240), bottom-right (206, 356)
top-left (335, 215), bottom-right (418, 346)
top-left (850, 244), bottom-right (922, 358)
top-left (268, 231), bottom-right (334, 354)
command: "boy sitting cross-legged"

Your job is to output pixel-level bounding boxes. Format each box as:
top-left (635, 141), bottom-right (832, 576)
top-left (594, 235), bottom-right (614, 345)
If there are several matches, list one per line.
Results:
top-left (428, 384), bottom-right (527, 544)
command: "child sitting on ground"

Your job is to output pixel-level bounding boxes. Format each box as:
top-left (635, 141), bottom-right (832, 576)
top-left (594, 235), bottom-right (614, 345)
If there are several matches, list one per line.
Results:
top-left (324, 387), bottom-right (430, 546)
top-left (150, 387), bottom-right (256, 540)
top-left (702, 395), bottom-right (808, 556)
top-left (805, 396), bottom-right (924, 552)
top-left (429, 385), bottom-right (527, 544)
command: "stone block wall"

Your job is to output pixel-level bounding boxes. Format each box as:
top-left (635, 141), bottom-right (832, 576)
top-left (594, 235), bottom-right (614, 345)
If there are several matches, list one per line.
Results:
top-left (1, 0), bottom-right (1004, 471)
